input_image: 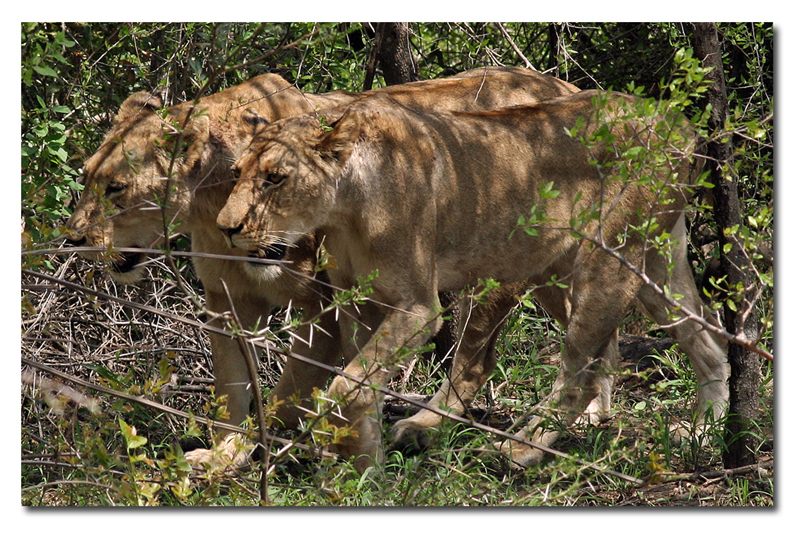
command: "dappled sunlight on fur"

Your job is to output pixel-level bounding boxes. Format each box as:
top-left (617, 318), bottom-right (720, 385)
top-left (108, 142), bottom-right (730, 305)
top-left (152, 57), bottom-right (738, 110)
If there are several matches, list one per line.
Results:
top-left (221, 90), bottom-right (729, 471)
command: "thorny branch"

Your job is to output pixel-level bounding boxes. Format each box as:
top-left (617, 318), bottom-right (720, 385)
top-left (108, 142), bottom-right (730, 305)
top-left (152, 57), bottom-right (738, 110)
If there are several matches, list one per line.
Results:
top-left (23, 266), bottom-right (645, 486)
top-left (22, 355), bottom-right (335, 460)
top-left (220, 279), bottom-right (272, 505)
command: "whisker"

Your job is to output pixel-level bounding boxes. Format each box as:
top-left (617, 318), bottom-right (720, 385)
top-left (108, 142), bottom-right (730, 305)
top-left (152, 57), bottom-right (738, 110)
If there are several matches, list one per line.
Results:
top-left (259, 231), bottom-right (306, 249)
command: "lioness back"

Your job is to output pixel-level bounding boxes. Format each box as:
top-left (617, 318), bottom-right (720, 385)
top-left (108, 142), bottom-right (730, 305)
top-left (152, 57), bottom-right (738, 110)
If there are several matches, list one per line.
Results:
top-left (319, 90), bottom-right (694, 290)
top-left (221, 88), bottom-right (697, 307)
top-left (363, 66), bottom-right (579, 110)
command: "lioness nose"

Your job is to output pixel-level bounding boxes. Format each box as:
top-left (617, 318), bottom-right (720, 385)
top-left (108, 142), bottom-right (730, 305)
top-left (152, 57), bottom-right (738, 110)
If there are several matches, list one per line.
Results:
top-left (218, 223), bottom-right (244, 242)
top-left (65, 234), bottom-right (87, 247)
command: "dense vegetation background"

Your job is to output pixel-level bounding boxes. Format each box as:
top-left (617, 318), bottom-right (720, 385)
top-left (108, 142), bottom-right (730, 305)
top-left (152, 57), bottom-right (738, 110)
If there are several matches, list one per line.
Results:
top-left (21, 23), bottom-right (773, 507)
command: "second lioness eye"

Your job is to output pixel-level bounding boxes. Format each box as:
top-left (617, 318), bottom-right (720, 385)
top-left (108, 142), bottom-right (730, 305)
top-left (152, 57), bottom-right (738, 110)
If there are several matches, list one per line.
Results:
top-left (105, 182), bottom-right (126, 197)
top-left (263, 172), bottom-right (286, 187)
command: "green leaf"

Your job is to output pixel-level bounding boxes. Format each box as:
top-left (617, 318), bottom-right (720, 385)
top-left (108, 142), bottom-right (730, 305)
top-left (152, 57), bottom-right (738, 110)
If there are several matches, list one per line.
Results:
top-left (625, 146), bottom-right (645, 158)
top-left (539, 181), bottom-right (561, 199)
top-left (32, 65), bottom-right (58, 78)
top-left (524, 227), bottom-right (539, 237)
top-left (120, 419), bottom-right (148, 450)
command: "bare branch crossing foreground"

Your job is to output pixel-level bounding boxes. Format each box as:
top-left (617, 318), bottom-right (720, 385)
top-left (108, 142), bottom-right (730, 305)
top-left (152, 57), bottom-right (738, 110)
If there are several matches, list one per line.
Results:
top-left (23, 267), bottom-right (644, 486)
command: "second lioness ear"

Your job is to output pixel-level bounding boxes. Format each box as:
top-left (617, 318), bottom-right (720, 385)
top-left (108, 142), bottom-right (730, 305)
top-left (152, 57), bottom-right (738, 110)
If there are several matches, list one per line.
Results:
top-left (242, 109), bottom-right (270, 134)
top-left (115, 91), bottom-right (163, 124)
top-left (316, 116), bottom-right (359, 166)
top-left (180, 114), bottom-right (211, 165)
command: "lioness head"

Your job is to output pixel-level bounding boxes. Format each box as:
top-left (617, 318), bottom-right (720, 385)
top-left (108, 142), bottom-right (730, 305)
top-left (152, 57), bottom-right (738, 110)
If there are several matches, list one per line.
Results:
top-left (217, 113), bottom-right (357, 281)
top-left (64, 91), bottom-right (212, 283)
top-left (64, 74), bottom-right (314, 284)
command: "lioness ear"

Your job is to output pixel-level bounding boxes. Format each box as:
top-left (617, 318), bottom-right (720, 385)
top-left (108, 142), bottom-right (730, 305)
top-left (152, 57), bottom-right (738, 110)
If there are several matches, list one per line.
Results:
top-left (181, 115), bottom-right (211, 164)
top-left (316, 116), bottom-right (359, 166)
top-left (115, 91), bottom-right (163, 124)
top-left (242, 109), bottom-right (271, 135)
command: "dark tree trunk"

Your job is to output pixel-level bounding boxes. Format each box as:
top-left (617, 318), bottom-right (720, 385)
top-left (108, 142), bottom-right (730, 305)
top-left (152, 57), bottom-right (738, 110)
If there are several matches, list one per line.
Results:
top-left (363, 23), bottom-right (418, 90)
top-left (547, 24), bottom-right (559, 73)
top-left (362, 23), bottom-right (455, 366)
top-left (691, 22), bottom-right (762, 468)
top-left (376, 23), bottom-right (418, 85)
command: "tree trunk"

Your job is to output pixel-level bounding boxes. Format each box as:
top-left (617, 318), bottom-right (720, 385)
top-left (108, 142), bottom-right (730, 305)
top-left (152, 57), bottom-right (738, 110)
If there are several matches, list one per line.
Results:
top-left (547, 24), bottom-right (559, 73)
top-left (362, 23), bottom-right (457, 366)
top-left (363, 23), bottom-right (418, 90)
top-left (691, 22), bottom-right (762, 468)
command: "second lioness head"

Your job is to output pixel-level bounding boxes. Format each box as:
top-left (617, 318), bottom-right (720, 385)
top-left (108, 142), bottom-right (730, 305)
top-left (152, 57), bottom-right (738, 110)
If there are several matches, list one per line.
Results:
top-left (217, 113), bottom-right (356, 275)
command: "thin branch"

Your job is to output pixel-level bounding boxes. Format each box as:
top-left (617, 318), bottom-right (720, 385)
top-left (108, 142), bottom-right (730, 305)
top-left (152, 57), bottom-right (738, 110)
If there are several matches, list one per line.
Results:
top-left (497, 23), bottom-right (537, 71)
top-left (21, 355), bottom-right (334, 460)
top-left (218, 29), bottom-right (320, 78)
top-left (220, 279), bottom-right (272, 506)
top-left (24, 268), bottom-right (250, 344)
top-left (655, 459), bottom-right (773, 484)
top-left (572, 229), bottom-right (773, 361)
top-left (363, 23), bottom-right (383, 91)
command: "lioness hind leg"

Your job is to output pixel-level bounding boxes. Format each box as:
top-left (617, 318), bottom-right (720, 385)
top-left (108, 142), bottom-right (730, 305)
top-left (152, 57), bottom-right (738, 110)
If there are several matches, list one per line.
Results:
top-left (498, 337), bottom-right (613, 469)
top-left (532, 270), bottom-right (618, 426)
top-left (579, 330), bottom-right (619, 425)
top-left (638, 217), bottom-right (729, 437)
top-left (499, 256), bottom-right (641, 469)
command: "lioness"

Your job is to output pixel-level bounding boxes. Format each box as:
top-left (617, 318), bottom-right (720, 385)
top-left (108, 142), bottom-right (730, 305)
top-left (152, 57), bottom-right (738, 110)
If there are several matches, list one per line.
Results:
top-left (64, 68), bottom-right (581, 465)
top-left (218, 90), bottom-right (729, 472)
top-left (64, 74), bottom-right (354, 464)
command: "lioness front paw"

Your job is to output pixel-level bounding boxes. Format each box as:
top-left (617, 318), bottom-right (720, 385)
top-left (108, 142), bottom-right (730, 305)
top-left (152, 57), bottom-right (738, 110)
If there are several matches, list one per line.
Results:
top-left (326, 415), bottom-right (385, 475)
top-left (389, 419), bottom-right (434, 453)
top-left (668, 421), bottom-right (717, 447)
top-left (184, 433), bottom-right (253, 471)
top-left (495, 439), bottom-right (547, 470)
top-left (575, 398), bottom-right (613, 426)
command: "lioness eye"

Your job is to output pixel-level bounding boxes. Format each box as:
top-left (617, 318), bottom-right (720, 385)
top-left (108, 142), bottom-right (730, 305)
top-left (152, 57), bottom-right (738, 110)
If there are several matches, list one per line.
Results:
top-left (263, 172), bottom-right (286, 187)
top-left (105, 182), bottom-right (126, 197)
